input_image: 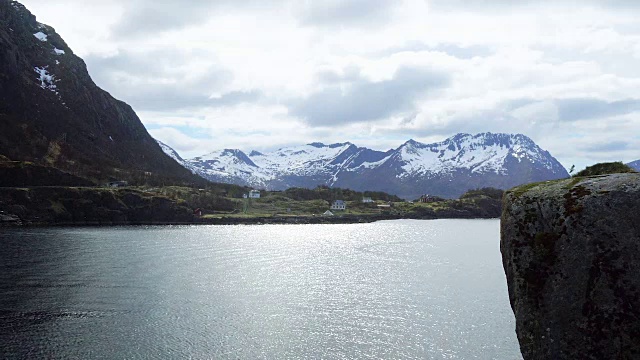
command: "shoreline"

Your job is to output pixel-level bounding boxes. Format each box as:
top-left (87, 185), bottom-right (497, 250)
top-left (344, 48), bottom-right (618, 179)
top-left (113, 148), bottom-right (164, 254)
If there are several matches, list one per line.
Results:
top-left (0, 213), bottom-right (499, 228)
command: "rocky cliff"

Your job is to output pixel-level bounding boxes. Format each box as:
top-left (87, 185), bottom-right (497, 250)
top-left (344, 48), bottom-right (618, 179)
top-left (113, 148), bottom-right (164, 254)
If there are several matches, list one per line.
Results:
top-left (0, 1), bottom-right (205, 186)
top-left (501, 173), bottom-right (640, 359)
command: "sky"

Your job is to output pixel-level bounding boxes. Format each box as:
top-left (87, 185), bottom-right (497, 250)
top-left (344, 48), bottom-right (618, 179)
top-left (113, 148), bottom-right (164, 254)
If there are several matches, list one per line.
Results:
top-left (20, 0), bottom-right (640, 171)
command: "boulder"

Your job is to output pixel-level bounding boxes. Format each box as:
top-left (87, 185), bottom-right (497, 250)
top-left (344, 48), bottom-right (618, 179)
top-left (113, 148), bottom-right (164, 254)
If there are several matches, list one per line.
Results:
top-left (501, 173), bottom-right (640, 359)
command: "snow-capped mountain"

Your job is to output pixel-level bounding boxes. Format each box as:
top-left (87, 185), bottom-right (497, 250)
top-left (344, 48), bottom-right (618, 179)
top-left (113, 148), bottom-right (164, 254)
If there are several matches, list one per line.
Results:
top-left (628, 160), bottom-right (640, 171)
top-left (161, 133), bottom-right (569, 199)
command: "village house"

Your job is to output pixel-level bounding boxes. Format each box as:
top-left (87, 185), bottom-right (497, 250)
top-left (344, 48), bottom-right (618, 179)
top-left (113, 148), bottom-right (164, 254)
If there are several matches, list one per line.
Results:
top-left (107, 180), bottom-right (128, 188)
top-left (330, 200), bottom-right (346, 211)
top-left (248, 189), bottom-right (261, 198)
top-left (419, 194), bottom-right (444, 203)
top-left (377, 201), bottom-right (394, 209)
top-left (362, 197), bottom-right (374, 203)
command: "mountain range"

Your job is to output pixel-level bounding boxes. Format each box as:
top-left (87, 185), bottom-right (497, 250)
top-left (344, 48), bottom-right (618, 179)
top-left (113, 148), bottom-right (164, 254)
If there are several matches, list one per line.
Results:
top-left (0, 0), bottom-right (203, 185)
top-left (159, 133), bottom-right (569, 199)
top-left (628, 160), bottom-right (640, 171)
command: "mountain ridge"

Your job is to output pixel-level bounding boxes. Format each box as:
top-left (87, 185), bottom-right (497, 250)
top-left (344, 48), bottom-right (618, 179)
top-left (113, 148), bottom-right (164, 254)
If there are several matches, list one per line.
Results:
top-left (158, 132), bottom-right (569, 199)
top-left (627, 160), bottom-right (640, 171)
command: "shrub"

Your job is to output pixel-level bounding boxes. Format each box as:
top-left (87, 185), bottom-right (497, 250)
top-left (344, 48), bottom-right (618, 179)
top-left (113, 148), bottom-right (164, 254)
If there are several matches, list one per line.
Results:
top-left (574, 162), bottom-right (636, 177)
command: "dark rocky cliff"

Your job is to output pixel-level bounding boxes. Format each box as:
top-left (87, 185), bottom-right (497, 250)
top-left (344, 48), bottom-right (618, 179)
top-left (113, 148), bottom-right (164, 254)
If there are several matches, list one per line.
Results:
top-left (501, 174), bottom-right (640, 359)
top-left (0, 0), bottom-right (204, 185)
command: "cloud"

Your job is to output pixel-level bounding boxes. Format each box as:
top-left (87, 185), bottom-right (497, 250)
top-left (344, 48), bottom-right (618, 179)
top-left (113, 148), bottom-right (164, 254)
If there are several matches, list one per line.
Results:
top-left (582, 141), bottom-right (630, 152)
top-left (295, 0), bottom-right (398, 27)
top-left (289, 66), bottom-right (450, 126)
top-left (113, 0), bottom-right (216, 37)
top-left (84, 49), bottom-right (262, 111)
top-left (428, 0), bottom-right (640, 11)
top-left (377, 42), bottom-right (494, 59)
top-left (501, 97), bottom-right (640, 123)
top-left (120, 88), bottom-right (261, 112)
top-left (555, 98), bottom-right (640, 122)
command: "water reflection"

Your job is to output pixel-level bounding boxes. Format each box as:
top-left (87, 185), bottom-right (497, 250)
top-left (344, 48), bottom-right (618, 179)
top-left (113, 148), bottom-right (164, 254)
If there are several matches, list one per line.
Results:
top-left (0, 220), bottom-right (521, 359)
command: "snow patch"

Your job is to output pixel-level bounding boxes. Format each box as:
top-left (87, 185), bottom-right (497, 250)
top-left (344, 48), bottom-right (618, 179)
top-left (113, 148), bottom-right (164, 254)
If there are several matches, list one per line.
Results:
top-left (34, 66), bottom-right (59, 94)
top-left (53, 47), bottom-right (65, 55)
top-left (33, 32), bottom-right (48, 42)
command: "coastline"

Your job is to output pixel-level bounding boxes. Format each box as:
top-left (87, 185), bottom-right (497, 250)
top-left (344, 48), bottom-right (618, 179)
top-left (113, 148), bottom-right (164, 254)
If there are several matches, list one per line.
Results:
top-left (0, 186), bottom-right (501, 228)
top-left (0, 213), bottom-right (499, 228)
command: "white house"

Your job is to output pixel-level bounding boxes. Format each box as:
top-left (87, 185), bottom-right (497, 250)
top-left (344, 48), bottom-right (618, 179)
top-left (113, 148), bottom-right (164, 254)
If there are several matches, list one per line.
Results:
top-left (362, 197), bottom-right (374, 203)
top-left (107, 180), bottom-right (128, 188)
top-left (248, 189), bottom-right (261, 198)
top-left (330, 200), bottom-right (346, 210)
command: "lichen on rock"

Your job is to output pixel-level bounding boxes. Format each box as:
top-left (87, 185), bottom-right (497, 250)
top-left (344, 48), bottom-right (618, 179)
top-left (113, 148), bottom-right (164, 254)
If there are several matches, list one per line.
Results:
top-left (501, 173), bottom-right (640, 359)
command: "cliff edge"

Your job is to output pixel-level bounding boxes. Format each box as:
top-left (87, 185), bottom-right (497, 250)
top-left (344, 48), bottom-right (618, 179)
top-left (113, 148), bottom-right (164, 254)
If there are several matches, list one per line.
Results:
top-left (501, 173), bottom-right (640, 359)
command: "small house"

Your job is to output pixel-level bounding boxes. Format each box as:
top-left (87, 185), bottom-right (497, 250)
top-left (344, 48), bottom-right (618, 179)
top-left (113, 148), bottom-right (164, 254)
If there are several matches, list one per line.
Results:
top-left (107, 180), bottom-right (128, 188)
top-left (419, 194), bottom-right (444, 203)
top-left (249, 189), bottom-right (261, 199)
top-left (330, 200), bottom-right (346, 211)
top-left (193, 208), bottom-right (202, 217)
top-left (362, 197), bottom-right (374, 203)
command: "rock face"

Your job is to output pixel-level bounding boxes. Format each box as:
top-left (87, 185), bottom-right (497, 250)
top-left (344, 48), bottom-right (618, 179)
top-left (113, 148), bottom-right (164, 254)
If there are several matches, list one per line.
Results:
top-left (0, 1), bottom-right (204, 185)
top-left (501, 173), bottom-right (640, 359)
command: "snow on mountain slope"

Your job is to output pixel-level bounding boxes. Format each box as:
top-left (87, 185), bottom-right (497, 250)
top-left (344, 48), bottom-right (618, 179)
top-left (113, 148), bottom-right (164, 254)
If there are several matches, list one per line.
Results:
top-left (390, 133), bottom-right (560, 178)
top-left (168, 133), bottom-right (568, 198)
top-left (627, 160), bottom-right (640, 171)
top-left (156, 140), bottom-right (197, 174)
top-left (190, 149), bottom-right (271, 187)
top-left (251, 142), bottom-right (356, 176)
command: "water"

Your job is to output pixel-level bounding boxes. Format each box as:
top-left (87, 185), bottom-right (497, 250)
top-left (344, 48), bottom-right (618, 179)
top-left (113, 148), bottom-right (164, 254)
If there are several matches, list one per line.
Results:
top-left (0, 219), bottom-right (522, 359)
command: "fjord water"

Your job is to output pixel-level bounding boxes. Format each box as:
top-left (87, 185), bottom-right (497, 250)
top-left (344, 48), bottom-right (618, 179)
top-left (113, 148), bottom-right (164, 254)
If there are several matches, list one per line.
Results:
top-left (0, 220), bottom-right (521, 359)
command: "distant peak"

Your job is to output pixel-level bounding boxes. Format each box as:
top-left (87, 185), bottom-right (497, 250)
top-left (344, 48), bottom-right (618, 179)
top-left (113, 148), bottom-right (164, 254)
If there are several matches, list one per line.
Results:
top-left (308, 142), bottom-right (326, 148)
top-left (221, 149), bottom-right (243, 156)
top-left (401, 139), bottom-right (426, 149)
top-left (249, 150), bottom-right (264, 157)
top-left (329, 142), bottom-right (353, 148)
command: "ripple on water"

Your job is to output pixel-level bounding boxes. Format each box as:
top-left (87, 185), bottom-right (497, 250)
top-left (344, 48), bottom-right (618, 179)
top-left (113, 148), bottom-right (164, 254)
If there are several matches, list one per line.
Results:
top-left (0, 220), bottom-right (521, 359)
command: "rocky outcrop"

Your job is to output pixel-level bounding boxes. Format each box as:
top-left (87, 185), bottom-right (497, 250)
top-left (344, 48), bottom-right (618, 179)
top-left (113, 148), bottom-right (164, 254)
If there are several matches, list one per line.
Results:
top-left (501, 173), bottom-right (640, 359)
top-left (0, 1), bottom-right (205, 186)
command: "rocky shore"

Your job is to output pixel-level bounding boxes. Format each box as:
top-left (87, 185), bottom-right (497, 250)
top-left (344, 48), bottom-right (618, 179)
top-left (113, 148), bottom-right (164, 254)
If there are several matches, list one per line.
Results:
top-left (501, 173), bottom-right (640, 359)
